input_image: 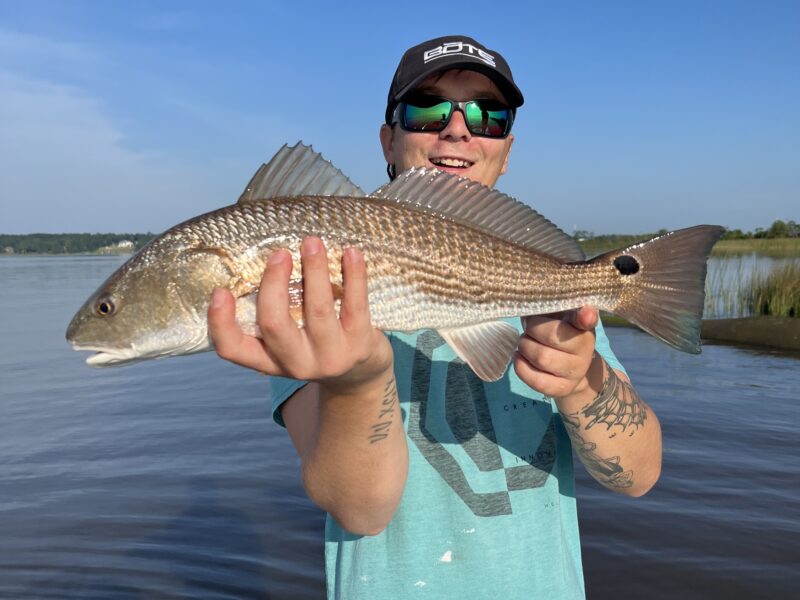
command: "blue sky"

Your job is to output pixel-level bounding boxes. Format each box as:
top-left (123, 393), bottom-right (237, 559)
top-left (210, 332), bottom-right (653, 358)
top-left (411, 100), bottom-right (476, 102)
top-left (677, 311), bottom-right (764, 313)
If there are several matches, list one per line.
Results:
top-left (1, 0), bottom-right (797, 235)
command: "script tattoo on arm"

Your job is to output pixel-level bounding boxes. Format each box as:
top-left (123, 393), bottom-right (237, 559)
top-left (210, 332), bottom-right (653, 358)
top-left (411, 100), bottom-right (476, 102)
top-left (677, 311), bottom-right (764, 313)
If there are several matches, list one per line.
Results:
top-left (563, 410), bottom-right (633, 489)
top-left (367, 377), bottom-right (398, 444)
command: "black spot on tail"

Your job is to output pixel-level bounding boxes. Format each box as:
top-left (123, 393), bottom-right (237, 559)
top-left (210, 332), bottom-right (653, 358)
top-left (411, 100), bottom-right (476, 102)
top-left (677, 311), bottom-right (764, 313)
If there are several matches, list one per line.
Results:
top-left (614, 255), bottom-right (640, 276)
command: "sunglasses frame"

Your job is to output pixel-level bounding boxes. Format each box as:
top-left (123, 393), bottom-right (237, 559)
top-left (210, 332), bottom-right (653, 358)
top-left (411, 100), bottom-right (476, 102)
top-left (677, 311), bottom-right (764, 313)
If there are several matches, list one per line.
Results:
top-left (393, 94), bottom-right (514, 139)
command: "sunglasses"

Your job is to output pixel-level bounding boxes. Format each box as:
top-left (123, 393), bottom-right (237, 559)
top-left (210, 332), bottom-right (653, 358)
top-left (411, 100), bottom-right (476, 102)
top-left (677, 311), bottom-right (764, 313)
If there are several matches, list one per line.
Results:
top-left (394, 94), bottom-right (514, 138)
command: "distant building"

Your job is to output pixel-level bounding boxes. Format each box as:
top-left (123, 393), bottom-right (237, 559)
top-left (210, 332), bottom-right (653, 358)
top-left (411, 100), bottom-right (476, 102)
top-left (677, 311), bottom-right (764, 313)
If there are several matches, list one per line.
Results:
top-left (98, 240), bottom-right (136, 254)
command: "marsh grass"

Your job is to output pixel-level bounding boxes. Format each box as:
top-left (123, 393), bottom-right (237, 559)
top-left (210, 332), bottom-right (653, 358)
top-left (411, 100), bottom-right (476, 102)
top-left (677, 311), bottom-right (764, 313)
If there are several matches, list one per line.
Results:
top-left (712, 238), bottom-right (800, 258)
top-left (705, 258), bottom-right (749, 318)
top-left (705, 258), bottom-right (800, 318)
top-left (745, 262), bottom-right (800, 318)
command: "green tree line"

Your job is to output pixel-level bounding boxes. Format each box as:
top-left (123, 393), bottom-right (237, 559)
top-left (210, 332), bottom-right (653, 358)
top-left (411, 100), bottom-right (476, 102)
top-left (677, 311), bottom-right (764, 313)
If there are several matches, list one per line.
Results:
top-left (1, 233), bottom-right (156, 255)
top-left (574, 219), bottom-right (798, 244)
top-left (721, 220), bottom-right (799, 240)
top-left (574, 220), bottom-right (798, 256)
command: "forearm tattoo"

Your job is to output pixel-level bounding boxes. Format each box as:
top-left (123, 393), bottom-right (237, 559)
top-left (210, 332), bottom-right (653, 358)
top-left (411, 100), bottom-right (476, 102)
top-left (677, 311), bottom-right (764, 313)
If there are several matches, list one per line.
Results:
top-left (582, 362), bottom-right (648, 438)
top-left (368, 377), bottom-right (398, 444)
top-left (561, 361), bottom-right (648, 489)
top-left (563, 410), bottom-right (633, 489)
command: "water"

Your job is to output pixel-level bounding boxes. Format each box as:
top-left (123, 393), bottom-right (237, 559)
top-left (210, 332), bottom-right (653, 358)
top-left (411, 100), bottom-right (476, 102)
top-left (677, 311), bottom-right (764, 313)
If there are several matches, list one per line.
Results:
top-left (1, 256), bottom-right (326, 599)
top-left (577, 329), bottom-right (799, 598)
top-left (2, 256), bottom-right (798, 599)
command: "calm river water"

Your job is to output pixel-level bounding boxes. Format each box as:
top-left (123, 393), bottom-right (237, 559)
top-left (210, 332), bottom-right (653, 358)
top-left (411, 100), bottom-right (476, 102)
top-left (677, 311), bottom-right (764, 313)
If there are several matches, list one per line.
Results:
top-left (1, 256), bottom-right (798, 599)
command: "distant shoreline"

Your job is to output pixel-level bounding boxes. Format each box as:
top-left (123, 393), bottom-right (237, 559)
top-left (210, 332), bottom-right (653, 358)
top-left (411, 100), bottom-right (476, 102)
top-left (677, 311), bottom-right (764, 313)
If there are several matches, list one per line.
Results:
top-left (3, 234), bottom-right (799, 257)
top-left (1, 233), bottom-right (155, 256)
top-left (0, 252), bottom-right (134, 257)
top-left (584, 237), bottom-right (800, 258)
top-left (603, 314), bottom-right (800, 352)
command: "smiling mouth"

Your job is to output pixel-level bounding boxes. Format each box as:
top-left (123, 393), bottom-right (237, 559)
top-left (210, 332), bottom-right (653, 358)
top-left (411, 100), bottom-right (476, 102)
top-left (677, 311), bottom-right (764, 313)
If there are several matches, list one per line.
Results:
top-left (430, 157), bottom-right (473, 169)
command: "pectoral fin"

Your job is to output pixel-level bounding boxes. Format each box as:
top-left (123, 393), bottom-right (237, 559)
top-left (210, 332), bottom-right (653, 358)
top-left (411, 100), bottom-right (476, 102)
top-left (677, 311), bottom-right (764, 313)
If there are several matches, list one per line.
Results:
top-left (231, 279), bottom-right (341, 335)
top-left (234, 293), bottom-right (260, 337)
top-left (438, 321), bottom-right (520, 382)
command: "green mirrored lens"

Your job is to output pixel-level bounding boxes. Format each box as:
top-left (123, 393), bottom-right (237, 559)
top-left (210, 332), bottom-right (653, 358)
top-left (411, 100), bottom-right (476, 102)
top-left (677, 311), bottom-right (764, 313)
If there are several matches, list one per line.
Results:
top-left (465, 101), bottom-right (510, 137)
top-left (403, 100), bottom-right (452, 131)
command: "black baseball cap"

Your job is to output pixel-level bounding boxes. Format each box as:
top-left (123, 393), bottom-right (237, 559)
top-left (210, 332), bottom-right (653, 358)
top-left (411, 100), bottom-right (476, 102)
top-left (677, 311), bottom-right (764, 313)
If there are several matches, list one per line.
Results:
top-left (385, 35), bottom-right (524, 125)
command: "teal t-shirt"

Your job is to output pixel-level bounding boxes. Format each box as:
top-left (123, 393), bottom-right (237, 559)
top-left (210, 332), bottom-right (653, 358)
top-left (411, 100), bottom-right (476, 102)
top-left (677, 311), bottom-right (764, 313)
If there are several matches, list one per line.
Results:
top-left (269, 320), bottom-right (624, 600)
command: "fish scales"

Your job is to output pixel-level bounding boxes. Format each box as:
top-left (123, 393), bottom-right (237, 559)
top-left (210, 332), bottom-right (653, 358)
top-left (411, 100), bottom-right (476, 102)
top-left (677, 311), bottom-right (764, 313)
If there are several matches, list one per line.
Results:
top-left (157, 196), bottom-right (623, 331)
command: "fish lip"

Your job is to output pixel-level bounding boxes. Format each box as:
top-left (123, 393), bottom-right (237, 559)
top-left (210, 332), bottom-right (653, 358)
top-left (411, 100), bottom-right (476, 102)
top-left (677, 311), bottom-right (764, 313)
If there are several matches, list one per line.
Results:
top-left (70, 343), bottom-right (135, 367)
top-left (70, 331), bottom-right (211, 367)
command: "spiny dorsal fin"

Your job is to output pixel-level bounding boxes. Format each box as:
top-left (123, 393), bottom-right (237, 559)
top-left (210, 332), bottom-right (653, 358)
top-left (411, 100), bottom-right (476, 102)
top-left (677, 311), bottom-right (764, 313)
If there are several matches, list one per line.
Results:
top-left (238, 142), bottom-right (365, 202)
top-left (372, 168), bottom-right (584, 262)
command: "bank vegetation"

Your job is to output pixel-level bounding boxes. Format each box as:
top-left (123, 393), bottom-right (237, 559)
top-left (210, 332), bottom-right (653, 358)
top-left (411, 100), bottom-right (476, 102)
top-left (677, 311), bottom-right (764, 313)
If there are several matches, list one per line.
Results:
top-left (1, 233), bottom-right (156, 255)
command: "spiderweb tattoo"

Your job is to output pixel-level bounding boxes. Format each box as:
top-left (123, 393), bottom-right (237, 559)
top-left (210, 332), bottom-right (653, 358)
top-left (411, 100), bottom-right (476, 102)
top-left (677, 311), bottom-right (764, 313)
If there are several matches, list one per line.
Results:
top-left (582, 363), bottom-right (647, 437)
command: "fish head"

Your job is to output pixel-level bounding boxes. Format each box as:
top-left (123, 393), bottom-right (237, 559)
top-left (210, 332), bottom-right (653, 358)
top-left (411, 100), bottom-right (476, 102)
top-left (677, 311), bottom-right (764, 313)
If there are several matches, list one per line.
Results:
top-left (66, 244), bottom-right (231, 366)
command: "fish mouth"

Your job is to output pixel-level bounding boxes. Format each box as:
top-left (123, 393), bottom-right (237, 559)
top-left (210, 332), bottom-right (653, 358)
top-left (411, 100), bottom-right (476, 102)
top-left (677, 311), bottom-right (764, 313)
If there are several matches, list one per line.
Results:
top-left (70, 344), bottom-right (139, 367)
top-left (70, 332), bottom-right (212, 367)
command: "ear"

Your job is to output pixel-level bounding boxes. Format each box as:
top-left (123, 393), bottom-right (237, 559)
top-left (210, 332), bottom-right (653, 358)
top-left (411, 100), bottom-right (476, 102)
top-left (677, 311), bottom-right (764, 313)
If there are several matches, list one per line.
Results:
top-left (379, 124), bottom-right (395, 166)
top-left (500, 133), bottom-right (514, 176)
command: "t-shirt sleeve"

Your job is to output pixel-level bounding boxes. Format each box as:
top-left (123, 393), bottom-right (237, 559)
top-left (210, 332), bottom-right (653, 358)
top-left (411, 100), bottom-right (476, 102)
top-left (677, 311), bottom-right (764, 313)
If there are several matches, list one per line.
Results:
top-left (268, 376), bottom-right (307, 428)
top-left (594, 319), bottom-right (626, 376)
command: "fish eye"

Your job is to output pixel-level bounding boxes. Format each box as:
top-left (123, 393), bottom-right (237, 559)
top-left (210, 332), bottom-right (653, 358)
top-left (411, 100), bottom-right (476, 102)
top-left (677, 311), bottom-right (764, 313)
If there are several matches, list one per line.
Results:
top-left (95, 297), bottom-right (116, 317)
top-left (613, 255), bottom-right (640, 276)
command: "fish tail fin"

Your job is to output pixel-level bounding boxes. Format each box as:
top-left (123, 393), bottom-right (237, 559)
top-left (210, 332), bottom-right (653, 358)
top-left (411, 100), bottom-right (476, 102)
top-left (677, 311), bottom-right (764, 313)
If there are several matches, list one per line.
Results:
top-left (598, 225), bottom-right (724, 353)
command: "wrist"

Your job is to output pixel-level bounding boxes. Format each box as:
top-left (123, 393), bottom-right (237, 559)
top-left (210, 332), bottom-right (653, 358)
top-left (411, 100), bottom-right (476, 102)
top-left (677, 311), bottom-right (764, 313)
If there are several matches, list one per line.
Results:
top-left (319, 359), bottom-right (394, 400)
top-left (554, 353), bottom-right (606, 413)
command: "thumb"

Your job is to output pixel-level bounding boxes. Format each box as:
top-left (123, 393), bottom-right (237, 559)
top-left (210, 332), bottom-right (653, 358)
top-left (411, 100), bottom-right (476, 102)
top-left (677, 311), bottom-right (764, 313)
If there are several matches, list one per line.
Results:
top-left (568, 306), bottom-right (598, 331)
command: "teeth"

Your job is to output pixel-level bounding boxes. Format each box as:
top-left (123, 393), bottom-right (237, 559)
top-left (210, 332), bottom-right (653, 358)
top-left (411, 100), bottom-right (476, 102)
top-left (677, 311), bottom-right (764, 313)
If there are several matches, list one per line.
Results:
top-left (432, 157), bottom-right (471, 168)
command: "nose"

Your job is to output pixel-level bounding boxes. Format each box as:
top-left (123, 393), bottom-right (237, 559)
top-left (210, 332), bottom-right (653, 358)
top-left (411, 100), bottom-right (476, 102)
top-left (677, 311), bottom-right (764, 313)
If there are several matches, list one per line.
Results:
top-left (439, 108), bottom-right (471, 141)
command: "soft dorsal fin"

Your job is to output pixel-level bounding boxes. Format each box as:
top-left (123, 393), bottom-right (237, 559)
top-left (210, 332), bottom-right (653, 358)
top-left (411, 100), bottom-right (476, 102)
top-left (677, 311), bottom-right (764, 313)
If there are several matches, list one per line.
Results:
top-left (238, 142), bottom-right (365, 202)
top-left (372, 168), bottom-right (584, 262)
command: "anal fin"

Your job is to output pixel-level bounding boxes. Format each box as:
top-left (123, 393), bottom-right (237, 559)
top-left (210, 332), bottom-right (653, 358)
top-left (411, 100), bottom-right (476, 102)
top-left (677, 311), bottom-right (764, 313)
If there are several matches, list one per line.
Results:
top-left (438, 321), bottom-right (520, 382)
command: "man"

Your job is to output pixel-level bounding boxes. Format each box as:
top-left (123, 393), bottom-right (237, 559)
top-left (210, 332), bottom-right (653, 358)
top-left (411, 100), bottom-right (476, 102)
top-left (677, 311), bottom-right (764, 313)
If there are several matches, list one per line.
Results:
top-left (208, 35), bottom-right (661, 599)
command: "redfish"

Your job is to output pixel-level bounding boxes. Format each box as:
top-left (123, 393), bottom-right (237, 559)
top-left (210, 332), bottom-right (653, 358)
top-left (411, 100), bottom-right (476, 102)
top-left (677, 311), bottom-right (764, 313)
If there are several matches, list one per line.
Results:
top-left (66, 143), bottom-right (723, 381)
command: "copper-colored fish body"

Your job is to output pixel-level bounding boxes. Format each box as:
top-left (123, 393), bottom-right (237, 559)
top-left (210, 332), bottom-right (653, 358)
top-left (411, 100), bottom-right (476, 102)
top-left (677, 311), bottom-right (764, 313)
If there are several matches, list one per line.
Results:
top-left (66, 143), bottom-right (723, 380)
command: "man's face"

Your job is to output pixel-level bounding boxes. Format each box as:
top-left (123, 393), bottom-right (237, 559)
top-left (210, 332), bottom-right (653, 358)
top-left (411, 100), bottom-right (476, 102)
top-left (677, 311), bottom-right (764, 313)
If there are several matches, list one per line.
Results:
top-left (380, 70), bottom-right (514, 188)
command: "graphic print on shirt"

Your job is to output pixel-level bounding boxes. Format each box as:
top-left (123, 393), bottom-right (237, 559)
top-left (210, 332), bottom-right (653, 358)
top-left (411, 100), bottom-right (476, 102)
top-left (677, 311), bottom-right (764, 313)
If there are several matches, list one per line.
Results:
top-left (406, 331), bottom-right (556, 517)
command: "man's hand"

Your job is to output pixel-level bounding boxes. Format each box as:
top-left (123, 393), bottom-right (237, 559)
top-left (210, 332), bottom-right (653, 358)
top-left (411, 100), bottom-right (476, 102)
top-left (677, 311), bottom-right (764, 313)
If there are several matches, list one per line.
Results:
top-left (513, 307), bottom-right (599, 399)
top-left (516, 307), bottom-right (663, 496)
top-left (208, 237), bottom-right (405, 533)
top-left (207, 236), bottom-right (393, 391)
